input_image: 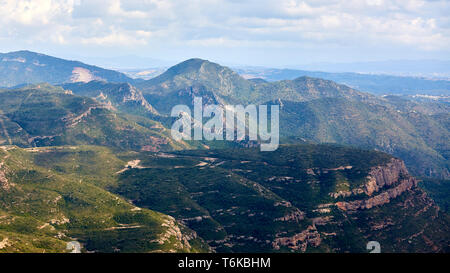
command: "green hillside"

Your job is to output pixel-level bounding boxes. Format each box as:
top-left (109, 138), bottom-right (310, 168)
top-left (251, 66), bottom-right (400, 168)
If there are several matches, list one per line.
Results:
top-left (111, 145), bottom-right (449, 253)
top-left (61, 81), bottom-right (159, 116)
top-left (271, 98), bottom-right (449, 178)
top-left (0, 145), bottom-right (208, 253)
top-left (0, 55), bottom-right (448, 253)
top-left (0, 143), bottom-right (448, 252)
top-left (0, 85), bottom-right (188, 151)
top-left (134, 58), bottom-right (449, 179)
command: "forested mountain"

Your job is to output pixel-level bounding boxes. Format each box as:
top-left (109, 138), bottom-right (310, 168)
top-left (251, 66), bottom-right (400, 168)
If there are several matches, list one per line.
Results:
top-left (135, 59), bottom-right (449, 179)
top-left (0, 84), bottom-right (187, 151)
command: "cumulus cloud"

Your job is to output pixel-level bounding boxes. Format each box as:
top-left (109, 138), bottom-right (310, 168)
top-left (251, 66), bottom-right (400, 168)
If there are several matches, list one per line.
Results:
top-left (0, 0), bottom-right (448, 63)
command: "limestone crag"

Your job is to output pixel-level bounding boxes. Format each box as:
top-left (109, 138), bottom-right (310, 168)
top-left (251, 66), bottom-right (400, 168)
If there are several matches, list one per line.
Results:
top-left (364, 158), bottom-right (409, 196)
top-left (335, 158), bottom-right (418, 211)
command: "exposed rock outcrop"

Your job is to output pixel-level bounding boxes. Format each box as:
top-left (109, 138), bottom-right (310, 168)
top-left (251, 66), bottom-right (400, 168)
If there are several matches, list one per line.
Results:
top-left (364, 158), bottom-right (409, 196)
top-left (331, 158), bottom-right (410, 199)
top-left (0, 238), bottom-right (10, 249)
top-left (272, 225), bottom-right (321, 252)
top-left (330, 188), bottom-right (364, 198)
top-left (0, 152), bottom-right (11, 190)
top-left (0, 169), bottom-right (9, 190)
top-left (117, 83), bottom-right (158, 114)
top-left (156, 215), bottom-right (204, 252)
top-left (335, 158), bottom-right (418, 211)
top-left (71, 67), bottom-right (104, 83)
top-left (63, 106), bottom-right (106, 128)
top-left (274, 208), bottom-right (305, 222)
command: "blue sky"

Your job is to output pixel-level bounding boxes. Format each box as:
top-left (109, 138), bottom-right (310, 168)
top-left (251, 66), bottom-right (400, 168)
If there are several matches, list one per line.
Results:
top-left (0, 0), bottom-right (449, 68)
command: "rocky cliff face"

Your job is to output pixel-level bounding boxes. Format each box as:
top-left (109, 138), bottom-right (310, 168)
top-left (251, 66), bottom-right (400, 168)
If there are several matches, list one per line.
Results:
top-left (336, 177), bottom-right (417, 211)
top-left (116, 83), bottom-right (158, 114)
top-left (335, 158), bottom-right (418, 211)
top-left (364, 158), bottom-right (410, 196)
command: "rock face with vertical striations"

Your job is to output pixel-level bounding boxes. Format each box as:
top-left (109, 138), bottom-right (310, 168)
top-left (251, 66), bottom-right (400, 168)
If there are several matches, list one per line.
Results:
top-left (336, 177), bottom-right (418, 211)
top-left (335, 158), bottom-right (419, 210)
top-left (364, 158), bottom-right (410, 196)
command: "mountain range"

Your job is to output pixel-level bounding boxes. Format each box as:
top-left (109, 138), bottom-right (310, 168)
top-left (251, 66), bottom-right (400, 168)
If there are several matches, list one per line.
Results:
top-left (0, 52), bottom-right (448, 178)
top-left (234, 67), bottom-right (450, 96)
top-left (295, 59), bottom-right (450, 78)
top-left (132, 58), bottom-right (449, 179)
top-left (0, 54), bottom-right (448, 178)
top-left (0, 50), bottom-right (448, 252)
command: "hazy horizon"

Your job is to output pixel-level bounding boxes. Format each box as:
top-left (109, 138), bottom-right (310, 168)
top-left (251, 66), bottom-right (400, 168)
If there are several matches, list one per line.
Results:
top-left (3, 49), bottom-right (450, 78)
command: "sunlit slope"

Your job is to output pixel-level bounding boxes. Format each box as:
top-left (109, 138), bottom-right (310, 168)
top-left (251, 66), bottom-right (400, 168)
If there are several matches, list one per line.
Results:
top-left (0, 145), bottom-right (209, 253)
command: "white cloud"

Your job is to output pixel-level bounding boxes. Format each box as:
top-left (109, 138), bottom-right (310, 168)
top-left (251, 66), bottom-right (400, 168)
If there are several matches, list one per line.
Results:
top-left (80, 31), bottom-right (149, 46)
top-left (107, 0), bottom-right (149, 19)
top-left (0, 0), bottom-right (449, 61)
top-left (0, 0), bottom-right (75, 25)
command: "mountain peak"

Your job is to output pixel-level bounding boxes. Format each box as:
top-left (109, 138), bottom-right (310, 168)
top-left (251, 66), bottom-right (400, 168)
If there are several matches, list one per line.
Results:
top-left (164, 58), bottom-right (220, 76)
top-left (180, 58), bottom-right (210, 65)
top-left (1, 50), bottom-right (48, 59)
top-left (139, 58), bottom-right (253, 101)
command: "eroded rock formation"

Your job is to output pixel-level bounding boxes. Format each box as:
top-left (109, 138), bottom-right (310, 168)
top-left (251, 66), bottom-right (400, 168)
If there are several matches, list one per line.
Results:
top-left (335, 158), bottom-right (418, 211)
top-left (272, 225), bottom-right (321, 252)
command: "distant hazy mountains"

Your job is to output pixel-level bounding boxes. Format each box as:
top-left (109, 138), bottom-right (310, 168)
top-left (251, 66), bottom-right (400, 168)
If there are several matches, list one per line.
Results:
top-left (0, 51), bottom-right (133, 87)
top-left (298, 59), bottom-right (450, 78)
top-left (2, 50), bottom-right (449, 97)
top-left (234, 67), bottom-right (450, 96)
